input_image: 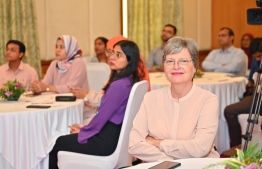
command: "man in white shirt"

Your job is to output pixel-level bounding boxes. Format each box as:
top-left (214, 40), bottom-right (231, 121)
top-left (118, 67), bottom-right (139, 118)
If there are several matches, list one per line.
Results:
top-left (202, 27), bottom-right (248, 75)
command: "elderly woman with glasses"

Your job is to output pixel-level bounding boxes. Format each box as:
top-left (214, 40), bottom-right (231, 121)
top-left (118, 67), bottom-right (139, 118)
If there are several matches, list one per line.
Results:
top-left (128, 37), bottom-right (220, 162)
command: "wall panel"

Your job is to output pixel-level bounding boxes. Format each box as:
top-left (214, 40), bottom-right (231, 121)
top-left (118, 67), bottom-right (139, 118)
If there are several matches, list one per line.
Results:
top-left (35, 0), bottom-right (121, 60)
top-left (212, 0), bottom-right (262, 49)
top-left (183, 0), bottom-right (212, 50)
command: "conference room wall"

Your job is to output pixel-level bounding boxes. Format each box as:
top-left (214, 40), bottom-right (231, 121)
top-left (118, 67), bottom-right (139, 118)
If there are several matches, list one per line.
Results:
top-left (36, 0), bottom-right (262, 62)
top-left (212, 0), bottom-right (262, 49)
top-left (36, 0), bottom-right (212, 61)
top-left (35, 0), bottom-right (121, 61)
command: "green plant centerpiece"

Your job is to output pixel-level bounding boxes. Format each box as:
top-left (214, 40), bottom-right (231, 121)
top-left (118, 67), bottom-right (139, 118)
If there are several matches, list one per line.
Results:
top-left (204, 143), bottom-right (262, 169)
top-left (0, 79), bottom-right (25, 101)
top-left (195, 69), bottom-right (204, 78)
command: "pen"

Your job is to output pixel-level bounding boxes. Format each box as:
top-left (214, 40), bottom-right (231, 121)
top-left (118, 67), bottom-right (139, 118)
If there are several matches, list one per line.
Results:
top-left (218, 79), bottom-right (228, 82)
top-left (155, 75), bottom-right (163, 78)
top-left (31, 102), bottom-right (53, 104)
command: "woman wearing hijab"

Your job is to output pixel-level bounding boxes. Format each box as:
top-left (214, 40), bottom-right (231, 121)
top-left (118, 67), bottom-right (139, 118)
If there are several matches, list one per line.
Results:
top-left (241, 33), bottom-right (254, 69)
top-left (31, 35), bottom-right (89, 93)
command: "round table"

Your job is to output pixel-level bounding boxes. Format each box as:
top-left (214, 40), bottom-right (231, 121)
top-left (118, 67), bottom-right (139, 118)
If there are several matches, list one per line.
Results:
top-left (149, 72), bottom-right (248, 154)
top-left (0, 93), bottom-right (84, 169)
top-left (127, 158), bottom-right (227, 169)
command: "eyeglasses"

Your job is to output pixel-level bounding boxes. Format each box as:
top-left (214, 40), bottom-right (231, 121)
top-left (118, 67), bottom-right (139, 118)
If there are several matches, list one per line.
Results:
top-left (242, 38), bottom-right (250, 42)
top-left (217, 34), bottom-right (228, 38)
top-left (164, 59), bottom-right (192, 67)
top-left (105, 49), bottom-right (114, 56)
top-left (105, 49), bottom-right (126, 59)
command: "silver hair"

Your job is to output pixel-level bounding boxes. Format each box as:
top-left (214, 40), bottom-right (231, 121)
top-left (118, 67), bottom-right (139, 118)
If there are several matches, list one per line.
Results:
top-left (162, 37), bottom-right (199, 71)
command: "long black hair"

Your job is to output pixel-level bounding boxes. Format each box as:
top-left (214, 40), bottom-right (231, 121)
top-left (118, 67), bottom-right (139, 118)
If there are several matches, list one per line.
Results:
top-left (95, 37), bottom-right (108, 46)
top-left (103, 40), bottom-right (144, 91)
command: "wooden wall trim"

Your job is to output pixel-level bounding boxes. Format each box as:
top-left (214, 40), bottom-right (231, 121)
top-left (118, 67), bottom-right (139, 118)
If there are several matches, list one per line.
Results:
top-left (199, 50), bottom-right (211, 71)
top-left (41, 60), bottom-right (53, 77)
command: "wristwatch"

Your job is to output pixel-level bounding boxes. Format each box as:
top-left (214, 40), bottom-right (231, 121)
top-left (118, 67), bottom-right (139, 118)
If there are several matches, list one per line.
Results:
top-left (46, 86), bottom-right (50, 92)
top-left (84, 93), bottom-right (89, 102)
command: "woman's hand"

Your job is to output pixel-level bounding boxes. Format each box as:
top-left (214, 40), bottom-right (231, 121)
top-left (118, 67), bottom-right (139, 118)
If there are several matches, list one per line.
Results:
top-left (70, 88), bottom-right (88, 99)
top-left (30, 80), bottom-right (43, 94)
top-left (69, 123), bottom-right (85, 134)
top-left (146, 135), bottom-right (163, 148)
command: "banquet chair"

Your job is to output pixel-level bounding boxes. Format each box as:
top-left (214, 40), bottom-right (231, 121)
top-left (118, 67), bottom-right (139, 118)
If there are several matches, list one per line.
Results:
top-left (85, 62), bottom-right (111, 92)
top-left (58, 80), bottom-right (149, 169)
top-left (82, 56), bottom-right (92, 63)
top-left (239, 114), bottom-right (262, 149)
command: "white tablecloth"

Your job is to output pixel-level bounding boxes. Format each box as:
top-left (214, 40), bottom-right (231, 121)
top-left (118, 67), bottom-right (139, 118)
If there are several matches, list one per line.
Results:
top-left (0, 93), bottom-right (84, 169)
top-left (128, 158), bottom-right (227, 169)
top-left (149, 72), bottom-right (247, 154)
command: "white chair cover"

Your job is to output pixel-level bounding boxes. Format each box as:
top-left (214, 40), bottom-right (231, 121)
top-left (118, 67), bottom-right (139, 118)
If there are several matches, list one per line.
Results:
top-left (239, 114), bottom-right (262, 149)
top-left (58, 80), bottom-right (149, 169)
top-left (82, 56), bottom-right (93, 63)
top-left (85, 62), bottom-right (111, 92)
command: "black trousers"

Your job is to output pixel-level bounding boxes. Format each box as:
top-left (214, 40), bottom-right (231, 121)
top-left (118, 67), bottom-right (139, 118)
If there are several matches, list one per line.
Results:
top-left (49, 121), bottom-right (122, 169)
top-left (224, 95), bottom-right (254, 147)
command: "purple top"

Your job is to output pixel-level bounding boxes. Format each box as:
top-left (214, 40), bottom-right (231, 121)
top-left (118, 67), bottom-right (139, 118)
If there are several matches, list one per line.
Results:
top-left (78, 76), bottom-right (133, 144)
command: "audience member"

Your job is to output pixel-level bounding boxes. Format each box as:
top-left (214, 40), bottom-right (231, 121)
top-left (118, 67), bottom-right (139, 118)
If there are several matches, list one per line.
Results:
top-left (106, 35), bottom-right (150, 89)
top-left (30, 35), bottom-right (89, 94)
top-left (202, 27), bottom-right (248, 75)
top-left (0, 40), bottom-right (39, 89)
top-left (147, 24), bottom-right (177, 72)
top-left (129, 37), bottom-right (219, 162)
top-left (222, 38), bottom-right (262, 157)
top-left (241, 33), bottom-right (254, 69)
top-left (90, 37), bottom-right (108, 63)
top-left (245, 38), bottom-right (262, 97)
top-left (71, 35), bottom-right (150, 124)
top-left (49, 40), bottom-right (144, 169)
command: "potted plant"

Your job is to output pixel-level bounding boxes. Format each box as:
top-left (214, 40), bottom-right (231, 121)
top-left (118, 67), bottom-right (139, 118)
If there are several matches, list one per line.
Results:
top-left (0, 79), bottom-right (25, 101)
top-left (204, 143), bottom-right (262, 169)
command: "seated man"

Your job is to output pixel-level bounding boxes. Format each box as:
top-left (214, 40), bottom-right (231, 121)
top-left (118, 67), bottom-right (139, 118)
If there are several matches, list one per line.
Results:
top-left (202, 27), bottom-right (248, 75)
top-left (0, 40), bottom-right (39, 89)
top-left (147, 24), bottom-right (176, 72)
top-left (222, 38), bottom-right (262, 157)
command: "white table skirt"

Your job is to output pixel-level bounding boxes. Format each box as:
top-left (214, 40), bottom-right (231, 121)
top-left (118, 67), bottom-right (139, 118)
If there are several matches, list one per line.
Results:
top-left (149, 72), bottom-right (247, 154)
top-left (0, 93), bottom-right (83, 169)
top-left (128, 158), bottom-right (227, 169)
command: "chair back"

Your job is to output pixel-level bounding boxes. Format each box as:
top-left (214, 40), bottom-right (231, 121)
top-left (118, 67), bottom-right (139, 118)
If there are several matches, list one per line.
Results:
top-left (85, 62), bottom-right (111, 92)
top-left (82, 56), bottom-right (92, 63)
top-left (113, 80), bottom-right (148, 168)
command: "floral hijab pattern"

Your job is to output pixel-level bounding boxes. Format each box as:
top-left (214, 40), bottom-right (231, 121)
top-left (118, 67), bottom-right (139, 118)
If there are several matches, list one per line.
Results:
top-left (56, 35), bottom-right (82, 73)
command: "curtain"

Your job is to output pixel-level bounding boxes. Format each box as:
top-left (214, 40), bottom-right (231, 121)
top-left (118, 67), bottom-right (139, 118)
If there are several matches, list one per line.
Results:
top-left (127, 0), bottom-right (183, 62)
top-left (0, 0), bottom-right (42, 78)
